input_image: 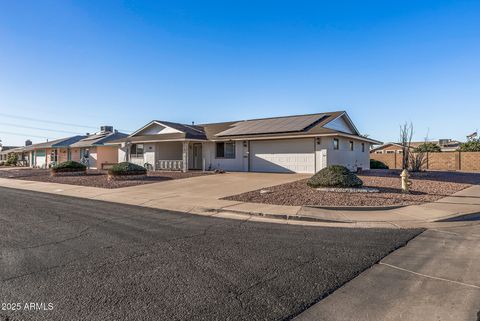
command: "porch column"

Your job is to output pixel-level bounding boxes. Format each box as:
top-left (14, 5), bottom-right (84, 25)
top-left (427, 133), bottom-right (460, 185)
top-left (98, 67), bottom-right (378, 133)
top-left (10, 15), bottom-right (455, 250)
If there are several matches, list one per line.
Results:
top-left (182, 141), bottom-right (189, 172)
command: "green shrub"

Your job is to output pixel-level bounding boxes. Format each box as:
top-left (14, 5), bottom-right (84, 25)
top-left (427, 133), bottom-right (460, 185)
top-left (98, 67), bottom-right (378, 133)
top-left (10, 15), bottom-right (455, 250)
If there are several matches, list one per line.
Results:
top-left (370, 159), bottom-right (389, 169)
top-left (6, 153), bottom-right (18, 166)
top-left (51, 161), bottom-right (86, 172)
top-left (307, 165), bottom-right (363, 188)
top-left (459, 140), bottom-right (480, 152)
top-left (414, 142), bottom-right (441, 153)
top-left (108, 162), bottom-right (147, 176)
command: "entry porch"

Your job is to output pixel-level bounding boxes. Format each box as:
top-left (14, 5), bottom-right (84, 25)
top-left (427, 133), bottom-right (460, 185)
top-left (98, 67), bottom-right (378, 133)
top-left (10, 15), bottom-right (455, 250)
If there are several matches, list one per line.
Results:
top-left (128, 141), bottom-right (205, 172)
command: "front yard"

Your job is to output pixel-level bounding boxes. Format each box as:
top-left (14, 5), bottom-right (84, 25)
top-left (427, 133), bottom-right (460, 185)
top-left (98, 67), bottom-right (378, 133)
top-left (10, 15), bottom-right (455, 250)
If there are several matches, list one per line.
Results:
top-left (0, 168), bottom-right (212, 189)
top-left (223, 170), bottom-right (480, 207)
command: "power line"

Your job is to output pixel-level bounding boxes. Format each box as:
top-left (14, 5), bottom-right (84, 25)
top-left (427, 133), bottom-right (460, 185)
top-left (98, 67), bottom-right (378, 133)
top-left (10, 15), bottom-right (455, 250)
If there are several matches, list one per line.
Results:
top-left (0, 130), bottom-right (52, 140)
top-left (0, 112), bottom-right (98, 130)
top-left (0, 112), bottom-right (133, 133)
top-left (0, 122), bottom-right (83, 135)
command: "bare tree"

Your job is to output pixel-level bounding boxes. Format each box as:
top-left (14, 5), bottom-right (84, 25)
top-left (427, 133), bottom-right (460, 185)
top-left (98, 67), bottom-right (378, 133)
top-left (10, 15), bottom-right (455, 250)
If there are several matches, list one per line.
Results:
top-left (399, 122), bottom-right (413, 170)
top-left (410, 147), bottom-right (427, 172)
top-left (410, 135), bottom-right (429, 172)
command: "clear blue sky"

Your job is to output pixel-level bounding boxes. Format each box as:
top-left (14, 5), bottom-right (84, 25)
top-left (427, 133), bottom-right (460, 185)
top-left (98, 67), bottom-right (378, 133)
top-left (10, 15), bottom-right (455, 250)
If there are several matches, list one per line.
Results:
top-left (0, 0), bottom-right (479, 146)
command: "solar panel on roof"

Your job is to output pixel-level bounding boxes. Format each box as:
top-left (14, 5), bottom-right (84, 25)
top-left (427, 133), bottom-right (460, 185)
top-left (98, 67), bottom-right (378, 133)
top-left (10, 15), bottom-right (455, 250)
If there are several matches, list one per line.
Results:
top-left (215, 114), bottom-right (329, 136)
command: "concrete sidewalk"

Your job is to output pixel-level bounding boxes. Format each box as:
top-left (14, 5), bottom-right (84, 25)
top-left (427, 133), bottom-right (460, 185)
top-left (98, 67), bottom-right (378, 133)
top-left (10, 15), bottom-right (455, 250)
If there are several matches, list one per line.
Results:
top-left (294, 222), bottom-right (480, 321)
top-left (0, 174), bottom-right (479, 227)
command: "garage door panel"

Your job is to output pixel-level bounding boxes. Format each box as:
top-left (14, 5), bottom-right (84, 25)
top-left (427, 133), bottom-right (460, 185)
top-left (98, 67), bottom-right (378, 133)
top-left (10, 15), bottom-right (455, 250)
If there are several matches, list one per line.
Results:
top-left (250, 139), bottom-right (315, 173)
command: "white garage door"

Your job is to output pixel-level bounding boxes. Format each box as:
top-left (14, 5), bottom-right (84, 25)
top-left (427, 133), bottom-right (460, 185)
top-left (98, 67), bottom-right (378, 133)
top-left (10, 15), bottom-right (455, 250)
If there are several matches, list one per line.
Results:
top-left (250, 139), bottom-right (315, 173)
top-left (35, 150), bottom-right (46, 168)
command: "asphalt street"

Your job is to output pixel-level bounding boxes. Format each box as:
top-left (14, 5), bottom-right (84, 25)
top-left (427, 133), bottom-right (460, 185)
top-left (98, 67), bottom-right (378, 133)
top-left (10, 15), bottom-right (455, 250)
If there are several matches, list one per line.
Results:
top-left (0, 187), bottom-right (422, 321)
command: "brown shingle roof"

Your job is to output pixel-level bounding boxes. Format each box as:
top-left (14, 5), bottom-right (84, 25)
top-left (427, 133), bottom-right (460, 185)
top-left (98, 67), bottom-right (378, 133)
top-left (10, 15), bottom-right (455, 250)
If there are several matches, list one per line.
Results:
top-left (108, 111), bottom-right (378, 143)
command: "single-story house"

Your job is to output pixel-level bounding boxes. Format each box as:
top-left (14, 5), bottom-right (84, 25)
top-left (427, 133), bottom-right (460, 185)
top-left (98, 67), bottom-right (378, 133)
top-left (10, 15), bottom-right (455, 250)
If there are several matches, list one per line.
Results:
top-left (0, 145), bottom-right (20, 162)
top-left (371, 139), bottom-right (462, 154)
top-left (26, 126), bottom-right (127, 169)
top-left (25, 135), bottom-right (87, 168)
top-left (69, 128), bottom-right (128, 169)
top-left (0, 146), bottom-right (30, 166)
top-left (108, 111), bottom-right (381, 173)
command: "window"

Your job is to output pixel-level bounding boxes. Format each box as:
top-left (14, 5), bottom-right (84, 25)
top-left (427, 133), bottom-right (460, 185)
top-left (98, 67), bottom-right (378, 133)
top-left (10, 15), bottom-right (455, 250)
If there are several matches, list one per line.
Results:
top-left (349, 141), bottom-right (354, 151)
top-left (50, 149), bottom-right (58, 163)
top-left (216, 142), bottom-right (235, 158)
top-left (130, 143), bottom-right (144, 158)
top-left (80, 148), bottom-right (90, 159)
top-left (386, 150), bottom-right (395, 154)
top-left (333, 138), bottom-right (339, 150)
top-left (375, 151), bottom-right (383, 154)
top-left (361, 143), bottom-right (365, 152)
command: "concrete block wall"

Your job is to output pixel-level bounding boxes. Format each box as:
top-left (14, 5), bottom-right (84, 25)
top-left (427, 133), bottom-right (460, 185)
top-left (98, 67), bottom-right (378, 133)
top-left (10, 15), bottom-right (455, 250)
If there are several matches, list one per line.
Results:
top-left (371, 151), bottom-right (480, 171)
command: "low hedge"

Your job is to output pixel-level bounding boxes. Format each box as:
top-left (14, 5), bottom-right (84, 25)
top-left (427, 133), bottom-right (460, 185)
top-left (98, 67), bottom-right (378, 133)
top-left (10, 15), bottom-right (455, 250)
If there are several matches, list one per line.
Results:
top-left (370, 159), bottom-right (389, 169)
top-left (51, 161), bottom-right (86, 172)
top-left (307, 165), bottom-right (363, 188)
top-left (108, 162), bottom-right (147, 176)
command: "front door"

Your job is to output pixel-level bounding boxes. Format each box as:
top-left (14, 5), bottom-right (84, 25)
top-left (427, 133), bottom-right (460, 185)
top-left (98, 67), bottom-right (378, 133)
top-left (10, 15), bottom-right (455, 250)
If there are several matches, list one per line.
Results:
top-left (192, 144), bottom-right (202, 170)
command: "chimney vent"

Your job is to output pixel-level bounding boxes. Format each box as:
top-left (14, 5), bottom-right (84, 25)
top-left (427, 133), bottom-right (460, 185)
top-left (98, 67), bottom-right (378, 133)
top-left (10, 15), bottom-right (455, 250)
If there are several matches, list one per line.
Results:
top-left (25, 139), bottom-right (32, 146)
top-left (101, 126), bottom-right (114, 133)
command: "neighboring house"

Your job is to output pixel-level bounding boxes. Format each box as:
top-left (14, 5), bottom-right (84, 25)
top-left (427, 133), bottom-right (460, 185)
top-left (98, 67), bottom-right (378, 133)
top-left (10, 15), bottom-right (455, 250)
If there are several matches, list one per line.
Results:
top-left (0, 147), bottom-right (30, 166)
top-left (370, 143), bottom-right (406, 155)
top-left (0, 145), bottom-right (20, 162)
top-left (25, 135), bottom-right (87, 168)
top-left (25, 126), bottom-right (127, 169)
top-left (371, 139), bottom-right (462, 154)
top-left (108, 111), bottom-right (381, 173)
top-left (69, 127), bottom-right (128, 169)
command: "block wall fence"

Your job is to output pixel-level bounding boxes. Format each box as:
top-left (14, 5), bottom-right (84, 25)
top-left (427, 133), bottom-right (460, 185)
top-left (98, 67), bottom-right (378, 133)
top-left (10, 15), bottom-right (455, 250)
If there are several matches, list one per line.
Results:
top-left (370, 151), bottom-right (480, 171)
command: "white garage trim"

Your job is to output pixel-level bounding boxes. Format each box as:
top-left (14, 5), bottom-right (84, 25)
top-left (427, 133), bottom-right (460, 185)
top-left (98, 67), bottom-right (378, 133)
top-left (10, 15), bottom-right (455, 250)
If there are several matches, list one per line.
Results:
top-left (249, 138), bottom-right (315, 173)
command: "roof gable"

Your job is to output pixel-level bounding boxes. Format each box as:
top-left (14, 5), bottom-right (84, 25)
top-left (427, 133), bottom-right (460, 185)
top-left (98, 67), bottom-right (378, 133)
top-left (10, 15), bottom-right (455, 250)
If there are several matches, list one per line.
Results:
top-left (323, 113), bottom-right (359, 135)
top-left (132, 121), bottom-right (184, 136)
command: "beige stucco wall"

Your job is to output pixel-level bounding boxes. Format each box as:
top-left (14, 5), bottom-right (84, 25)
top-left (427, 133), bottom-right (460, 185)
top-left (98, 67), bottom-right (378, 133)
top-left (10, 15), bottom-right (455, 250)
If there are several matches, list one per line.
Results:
top-left (95, 146), bottom-right (119, 169)
top-left (70, 148), bottom-right (81, 162)
top-left (325, 137), bottom-right (370, 171)
top-left (58, 148), bottom-right (69, 163)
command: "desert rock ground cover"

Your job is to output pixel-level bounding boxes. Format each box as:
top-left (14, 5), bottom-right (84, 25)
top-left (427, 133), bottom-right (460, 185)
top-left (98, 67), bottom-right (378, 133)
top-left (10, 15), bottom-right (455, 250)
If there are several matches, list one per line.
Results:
top-left (224, 170), bottom-right (480, 207)
top-left (0, 168), bottom-right (212, 189)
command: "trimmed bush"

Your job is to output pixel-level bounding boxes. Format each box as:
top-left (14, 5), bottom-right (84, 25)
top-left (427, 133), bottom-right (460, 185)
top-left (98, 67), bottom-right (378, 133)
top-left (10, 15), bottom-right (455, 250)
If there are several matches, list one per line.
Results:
top-left (370, 159), bottom-right (389, 169)
top-left (51, 161), bottom-right (86, 172)
top-left (51, 161), bottom-right (86, 176)
top-left (108, 162), bottom-right (147, 176)
top-left (6, 153), bottom-right (18, 166)
top-left (307, 165), bottom-right (363, 188)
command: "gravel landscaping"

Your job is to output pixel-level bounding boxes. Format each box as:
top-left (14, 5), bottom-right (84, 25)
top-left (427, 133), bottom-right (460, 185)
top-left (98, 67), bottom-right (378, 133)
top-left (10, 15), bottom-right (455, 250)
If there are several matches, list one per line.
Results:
top-left (0, 168), bottom-right (212, 189)
top-left (224, 170), bottom-right (480, 207)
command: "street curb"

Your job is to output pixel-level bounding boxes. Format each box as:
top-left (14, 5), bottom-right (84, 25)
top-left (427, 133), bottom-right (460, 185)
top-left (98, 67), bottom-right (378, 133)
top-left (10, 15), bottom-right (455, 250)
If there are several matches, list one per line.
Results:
top-left (303, 204), bottom-right (406, 211)
top-left (214, 208), bottom-right (352, 223)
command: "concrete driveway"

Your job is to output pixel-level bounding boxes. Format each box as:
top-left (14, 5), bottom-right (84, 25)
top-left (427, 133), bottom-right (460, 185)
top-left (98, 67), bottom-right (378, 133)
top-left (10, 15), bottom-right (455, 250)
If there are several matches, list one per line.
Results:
top-left (89, 172), bottom-right (309, 211)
